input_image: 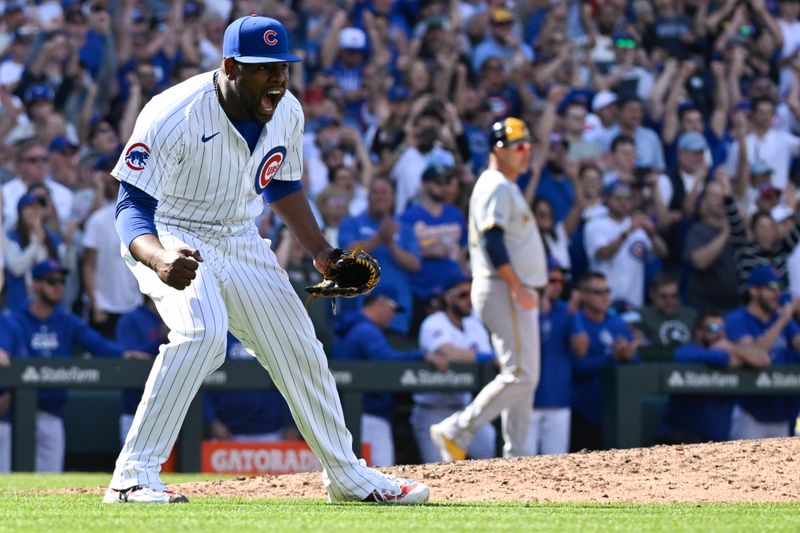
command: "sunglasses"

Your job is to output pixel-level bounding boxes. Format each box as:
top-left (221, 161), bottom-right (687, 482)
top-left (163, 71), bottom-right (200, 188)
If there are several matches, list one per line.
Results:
top-left (548, 276), bottom-right (565, 285)
top-left (585, 288), bottom-right (610, 295)
top-left (43, 277), bottom-right (65, 286)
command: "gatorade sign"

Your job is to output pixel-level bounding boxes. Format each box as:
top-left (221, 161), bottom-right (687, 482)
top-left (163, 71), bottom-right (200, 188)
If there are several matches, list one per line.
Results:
top-left (202, 441), bottom-right (372, 474)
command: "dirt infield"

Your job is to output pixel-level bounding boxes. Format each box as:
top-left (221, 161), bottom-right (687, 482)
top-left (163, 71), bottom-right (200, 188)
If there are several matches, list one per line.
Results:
top-left (68, 438), bottom-right (800, 503)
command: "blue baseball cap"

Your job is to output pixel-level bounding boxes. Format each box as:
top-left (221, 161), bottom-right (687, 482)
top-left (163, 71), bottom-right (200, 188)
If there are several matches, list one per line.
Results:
top-left (747, 265), bottom-right (780, 288)
top-left (32, 259), bottom-right (68, 280)
top-left (366, 283), bottom-right (405, 311)
top-left (222, 15), bottom-right (301, 64)
top-left (388, 84), bottom-right (410, 103)
top-left (17, 192), bottom-right (46, 210)
top-left (442, 271), bottom-right (471, 293)
top-left (24, 83), bottom-right (54, 105)
top-left (677, 131), bottom-right (708, 152)
top-left (48, 135), bottom-right (78, 153)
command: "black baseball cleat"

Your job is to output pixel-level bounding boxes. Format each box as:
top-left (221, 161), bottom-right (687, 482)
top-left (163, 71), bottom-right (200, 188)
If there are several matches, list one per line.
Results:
top-left (103, 485), bottom-right (189, 504)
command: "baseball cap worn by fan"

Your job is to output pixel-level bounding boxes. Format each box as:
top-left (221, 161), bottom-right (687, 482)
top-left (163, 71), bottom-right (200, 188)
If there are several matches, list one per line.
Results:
top-left (747, 265), bottom-right (780, 289)
top-left (222, 15), bottom-right (301, 63)
top-left (32, 259), bottom-right (68, 280)
top-left (367, 283), bottom-right (405, 312)
top-left (421, 164), bottom-right (454, 183)
top-left (592, 90), bottom-right (618, 112)
top-left (677, 131), bottom-right (708, 152)
top-left (24, 83), bottom-right (54, 105)
top-left (17, 192), bottom-right (46, 210)
top-left (339, 27), bottom-right (367, 50)
top-left (489, 117), bottom-right (532, 149)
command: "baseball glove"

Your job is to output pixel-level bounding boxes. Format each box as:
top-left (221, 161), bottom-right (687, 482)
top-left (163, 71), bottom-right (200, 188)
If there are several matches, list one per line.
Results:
top-left (305, 247), bottom-right (381, 298)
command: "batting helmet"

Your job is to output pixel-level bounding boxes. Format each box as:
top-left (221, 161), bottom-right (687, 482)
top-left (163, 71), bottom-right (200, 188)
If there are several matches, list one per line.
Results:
top-left (223, 15), bottom-right (302, 64)
top-left (488, 117), bottom-right (532, 150)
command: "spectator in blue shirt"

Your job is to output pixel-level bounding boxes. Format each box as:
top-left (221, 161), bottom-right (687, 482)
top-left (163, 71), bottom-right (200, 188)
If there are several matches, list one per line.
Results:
top-left (399, 164), bottom-right (468, 335)
top-left (9, 259), bottom-right (147, 472)
top-left (529, 262), bottom-right (587, 455)
top-left (204, 334), bottom-right (299, 442)
top-left (659, 309), bottom-right (770, 445)
top-left (472, 7), bottom-right (534, 74)
top-left (570, 271), bottom-right (640, 452)
top-left (338, 176), bottom-right (421, 335)
top-left (725, 266), bottom-right (800, 440)
top-left (332, 284), bottom-right (444, 467)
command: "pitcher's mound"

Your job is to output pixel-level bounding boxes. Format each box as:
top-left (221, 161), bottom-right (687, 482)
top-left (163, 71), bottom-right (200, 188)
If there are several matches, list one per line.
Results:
top-left (173, 438), bottom-right (798, 502)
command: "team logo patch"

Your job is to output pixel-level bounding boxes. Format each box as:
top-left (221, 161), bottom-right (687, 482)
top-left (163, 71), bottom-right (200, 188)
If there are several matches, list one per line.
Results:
top-left (264, 30), bottom-right (278, 45)
top-left (125, 142), bottom-right (151, 171)
top-left (629, 240), bottom-right (646, 261)
top-left (254, 146), bottom-right (287, 193)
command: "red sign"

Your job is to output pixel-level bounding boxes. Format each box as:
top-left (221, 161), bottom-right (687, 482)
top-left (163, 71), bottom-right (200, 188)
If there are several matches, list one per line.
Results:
top-left (202, 441), bottom-right (372, 475)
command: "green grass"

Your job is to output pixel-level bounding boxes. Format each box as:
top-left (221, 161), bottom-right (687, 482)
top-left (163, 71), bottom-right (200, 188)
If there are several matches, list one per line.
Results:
top-left (0, 474), bottom-right (799, 532)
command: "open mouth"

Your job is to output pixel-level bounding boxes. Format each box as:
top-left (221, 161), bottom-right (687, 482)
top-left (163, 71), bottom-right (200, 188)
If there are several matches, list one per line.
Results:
top-left (260, 88), bottom-right (283, 115)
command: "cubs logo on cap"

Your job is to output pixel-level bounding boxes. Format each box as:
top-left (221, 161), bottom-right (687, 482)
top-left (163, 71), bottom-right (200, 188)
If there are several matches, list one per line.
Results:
top-left (125, 142), bottom-right (151, 171)
top-left (488, 117), bottom-right (532, 149)
top-left (255, 146), bottom-right (286, 193)
top-left (223, 15), bottom-right (302, 64)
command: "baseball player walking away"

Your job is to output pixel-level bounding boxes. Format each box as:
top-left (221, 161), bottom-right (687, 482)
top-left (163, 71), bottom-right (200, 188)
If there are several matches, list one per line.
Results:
top-left (430, 117), bottom-right (547, 460)
top-left (103, 15), bottom-right (429, 504)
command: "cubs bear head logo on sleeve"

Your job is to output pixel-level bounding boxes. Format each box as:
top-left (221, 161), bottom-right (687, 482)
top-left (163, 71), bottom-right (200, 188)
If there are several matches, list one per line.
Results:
top-left (125, 143), bottom-right (151, 171)
top-left (254, 146), bottom-right (287, 193)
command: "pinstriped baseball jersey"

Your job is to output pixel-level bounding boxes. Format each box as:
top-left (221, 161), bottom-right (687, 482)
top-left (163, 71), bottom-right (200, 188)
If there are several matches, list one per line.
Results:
top-left (111, 70), bottom-right (303, 234)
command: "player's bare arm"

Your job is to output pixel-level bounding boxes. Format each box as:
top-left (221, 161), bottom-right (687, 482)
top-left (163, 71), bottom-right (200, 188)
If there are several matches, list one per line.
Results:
top-left (269, 188), bottom-right (334, 275)
top-left (129, 234), bottom-right (203, 290)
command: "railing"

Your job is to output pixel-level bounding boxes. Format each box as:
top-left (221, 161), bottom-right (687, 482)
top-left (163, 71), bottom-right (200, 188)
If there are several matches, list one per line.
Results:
top-left (3, 358), bottom-right (799, 471)
top-left (0, 359), bottom-right (497, 471)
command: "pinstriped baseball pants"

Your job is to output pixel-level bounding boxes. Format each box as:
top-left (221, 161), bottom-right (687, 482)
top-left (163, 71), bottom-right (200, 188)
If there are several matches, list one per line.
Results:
top-left (108, 225), bottom-right (393, 501)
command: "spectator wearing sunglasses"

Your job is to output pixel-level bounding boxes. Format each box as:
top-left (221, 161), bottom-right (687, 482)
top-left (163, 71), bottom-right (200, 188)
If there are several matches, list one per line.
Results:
top-left (4, 259), bottom-right (148, 472)
top-left (725, 266), bottom-right (800, 440)
top-left (659, 309), bottom-right (770, 445)
top-left (637, 273), bottom-right (696, 348)
top-left (570, 271), bottom-right (639, 452)
top-left (400, 164), bottom-right (468, 336)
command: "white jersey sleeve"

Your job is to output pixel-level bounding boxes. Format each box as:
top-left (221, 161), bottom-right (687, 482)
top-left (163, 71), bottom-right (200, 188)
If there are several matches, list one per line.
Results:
top-left (270, 94), bottom-right (303, 183)
top-left (473, 177), bottom-right (514, 232)
top-left (419, 312), bottom-right (457, 352)
top-left (111, 99), bottom-right (187, 199)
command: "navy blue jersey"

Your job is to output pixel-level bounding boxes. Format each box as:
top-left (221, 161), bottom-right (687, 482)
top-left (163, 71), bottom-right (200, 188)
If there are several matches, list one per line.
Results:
top-left (535, 301), bottom-right (584, 408)
top-left (726, 307), bottom-right (800, 423)
top-left (570, 311), bottom-right (638, 425)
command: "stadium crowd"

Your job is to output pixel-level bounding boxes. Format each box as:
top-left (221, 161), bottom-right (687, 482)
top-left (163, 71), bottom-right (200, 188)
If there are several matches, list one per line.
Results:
top-left (2, 0), bottom-right (800, 471)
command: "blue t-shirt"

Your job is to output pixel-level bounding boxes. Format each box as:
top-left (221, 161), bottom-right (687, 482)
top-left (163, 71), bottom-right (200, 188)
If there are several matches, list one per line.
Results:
top-left (725, 307), bottom-right (800, 423)
top-left (332, 313), bottom-right (423, 421)
top-left (337, 213), bottom-right (420, 333)
top-left (535, 300), bottom-right (585, 408)
top-left (570, 311), bottom-right (637, 425)
top-left (399, 203), bottom-right (467, 299)
top-left (534, 169), bottom-right (576, 224)
top-left (203, 333), bottom-right (294, 436)
top-left (12, 307), bottom-right (124, 416)
top-left (115, 304), bottom-right (165, 415)
top-left (661, 342), bottom-right (735, 442)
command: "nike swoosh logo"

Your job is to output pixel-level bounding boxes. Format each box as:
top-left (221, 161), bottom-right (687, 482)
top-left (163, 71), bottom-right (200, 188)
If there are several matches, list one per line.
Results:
top-left (201, 132), bottom-right (220, 143)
